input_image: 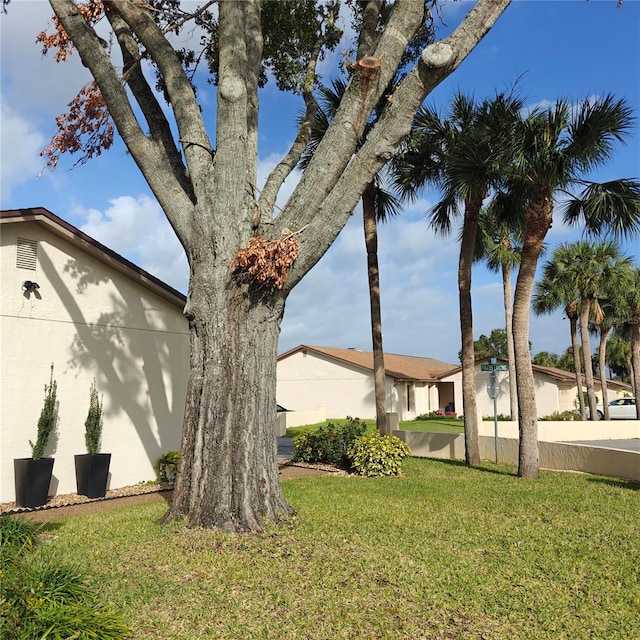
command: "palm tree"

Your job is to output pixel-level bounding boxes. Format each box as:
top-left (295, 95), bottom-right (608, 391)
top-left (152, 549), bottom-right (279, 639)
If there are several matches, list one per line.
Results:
top-left (589, 268), bottom-right (634, 419)
top-left (476, 203), bottom-right (523, 419)
top-left (535, 240), bottom-right (632, 420)
top-left (500, 95), bottom-right (640, 476)
top-left (300, 79), bottom-right (401, 435)
top-left (533, 253), bottom-right (585, 418)
top-left (618, 268), bottom-right (640, 416)
top-left (393, 90), bottom-right (524, 466)
top-left (606, 330), bottom-right (633, 383)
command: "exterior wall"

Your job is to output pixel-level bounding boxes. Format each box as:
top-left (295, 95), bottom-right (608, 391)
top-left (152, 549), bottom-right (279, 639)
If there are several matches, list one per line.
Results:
top-left (277, 351), bottom-right (378, 419)
top-left (395, 430), bottom-right (640, 482)
top-left (443, 368), bottom-right (571, 419)
top-left (1, 221), bottom-right (189, 503)
top-left (278, 407), bottom-right (326, 431)
top-left (478, 419), bottom-right (640, 442)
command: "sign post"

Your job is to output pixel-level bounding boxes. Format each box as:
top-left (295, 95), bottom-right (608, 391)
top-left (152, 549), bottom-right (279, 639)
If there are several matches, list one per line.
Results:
top-left (483, 358), bottom-right (504, 463)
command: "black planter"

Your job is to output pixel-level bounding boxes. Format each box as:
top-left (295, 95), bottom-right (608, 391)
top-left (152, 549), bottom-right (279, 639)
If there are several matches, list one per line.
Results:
top-left (14, 458), bottom-right (55, 508)
top-left (75, 453), bottom-right (111, 498)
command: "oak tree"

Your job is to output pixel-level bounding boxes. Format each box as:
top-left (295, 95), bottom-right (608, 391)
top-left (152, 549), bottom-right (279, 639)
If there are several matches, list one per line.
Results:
top-left (39, 0), bottom-right (510, 531)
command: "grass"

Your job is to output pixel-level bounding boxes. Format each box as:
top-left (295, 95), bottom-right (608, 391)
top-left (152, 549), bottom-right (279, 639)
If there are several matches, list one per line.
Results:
top-left (34, 458), bottom-right (639, 639)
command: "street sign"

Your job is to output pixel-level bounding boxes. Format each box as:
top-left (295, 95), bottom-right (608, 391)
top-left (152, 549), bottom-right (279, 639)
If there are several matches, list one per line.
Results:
top-left (481, 363), bottom-right (509, 371)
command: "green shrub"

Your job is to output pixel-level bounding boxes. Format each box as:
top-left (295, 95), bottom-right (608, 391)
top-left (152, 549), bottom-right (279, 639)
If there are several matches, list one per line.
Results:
top-left (0, 516), bottom-right (39, 556)
top-left (155, 450), bottom-right (181, 483)
top-left (30, 365), bottom-right (58, 460)
top-left (482, 414), bottom-right (513, 421)
top-left (84, 378), bottom-right (104, 455)
top-left (292, 417), bottom-right (366, 464)
top-left (0, 521), bottom-right (129, 639)
top-left (347, 433), bottom-right (411, 477)
top-left (539, 410), bottom-right (580, 421)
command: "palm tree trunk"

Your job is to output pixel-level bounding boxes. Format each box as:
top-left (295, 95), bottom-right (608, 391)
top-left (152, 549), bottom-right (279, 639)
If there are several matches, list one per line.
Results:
top-left (363, 185), bottom-right (388, 435)
top-left (502, 263), bottom-right (518, 420)
top-left (459, 199), bottom-right (482, 466)
top-left (631, 315), bottom-right (640, 419)
top-left (569, 314), bottom-right (586, 420)
top-left (579, 299), bottom-right (599, 420)
top-left (598, 326), bottom-right (611, 420)
top-left (512, 195), bottom-right (553, 479)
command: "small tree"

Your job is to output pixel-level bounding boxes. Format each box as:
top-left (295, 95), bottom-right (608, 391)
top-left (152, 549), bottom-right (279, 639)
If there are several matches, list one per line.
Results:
top-left (30, 365), bottom-right (58, 460)
top-left (84, 379), bottom-right (103, 455)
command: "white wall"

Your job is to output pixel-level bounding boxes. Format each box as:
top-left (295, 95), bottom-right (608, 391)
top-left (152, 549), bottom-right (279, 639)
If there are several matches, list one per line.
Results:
top-left (395, 430), bottom-right (640, 483)
top-left (277, 351), bottom-right (377, 419)
top-left (1, 221), bottom-right (189, 503)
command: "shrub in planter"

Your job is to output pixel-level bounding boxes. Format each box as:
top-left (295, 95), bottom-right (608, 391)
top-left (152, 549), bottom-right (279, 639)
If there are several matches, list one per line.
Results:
top-left (292, 417), bottom-right (366, 464)
top-left (347, 433), bottom-right (411, 477)
top-left (14, 366), bottom-right (58, 508)
top-left (75, 380), bottom-right (111, 498)
top-left (155, 450), bottom-right (181, 483)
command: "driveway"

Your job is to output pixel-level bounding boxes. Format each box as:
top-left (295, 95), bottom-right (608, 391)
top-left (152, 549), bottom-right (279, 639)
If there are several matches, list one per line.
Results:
top-left (566, 439), bottom-right (640, 452)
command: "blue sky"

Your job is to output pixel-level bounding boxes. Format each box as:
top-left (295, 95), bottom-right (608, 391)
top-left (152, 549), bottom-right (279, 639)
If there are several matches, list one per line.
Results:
top-left (1, 0), bottom-right (639, 364)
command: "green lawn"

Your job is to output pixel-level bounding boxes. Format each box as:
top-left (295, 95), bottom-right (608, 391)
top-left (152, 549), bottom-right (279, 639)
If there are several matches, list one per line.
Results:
top-left (34, 458), bottom-right (639, 639)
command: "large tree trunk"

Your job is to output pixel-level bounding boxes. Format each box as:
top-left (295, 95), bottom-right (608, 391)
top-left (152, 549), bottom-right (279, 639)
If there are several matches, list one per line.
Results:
top-left (569, 312), bottom-right (586, 420)
top-left (579, 300), bottom-right (599, 420)
top-left (166, 273), bottom-right (293, 531)
top-left (502, 263), bottom-right (518, 420)
top-left (512, 194), bottom-right (553, 479)
top-left (459, 199), bottom-right (482, 466)
top-left (598, 326), bottom-right (611, 420)
top-left (363, 185), bottom-right (388, 435)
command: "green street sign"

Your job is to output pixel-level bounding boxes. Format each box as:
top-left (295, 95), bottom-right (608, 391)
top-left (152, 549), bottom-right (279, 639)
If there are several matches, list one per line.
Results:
top-left (481, 363), bottom-right (509, 372)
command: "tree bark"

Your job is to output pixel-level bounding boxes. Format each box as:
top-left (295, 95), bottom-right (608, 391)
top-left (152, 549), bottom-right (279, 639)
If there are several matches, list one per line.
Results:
top-left (363, 185), bottom-right (388, 435)
top-left (579, 299), bottom-right (599, 420)
top-left (502, 263), bottom-right (518, 420)
top-left (512, 194), bottom-right (553, 479)
top-left (598, 326), bottom-right (611, 420)
top-left (631, 314), bottom-right (640, 419)
top-left (459, 199), bottom-right (481, 466)
top-left (569, 312), bottom-right (586, 419)
top-left (166, 273), bottom-right (293, 531)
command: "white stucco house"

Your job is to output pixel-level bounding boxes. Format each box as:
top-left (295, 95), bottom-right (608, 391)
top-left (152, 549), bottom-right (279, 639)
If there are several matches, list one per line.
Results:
top-left (441, 357), bottom-right (632, 420)
top-left (1, 208), bottom-right (189, 504)
top-left (277, 347), bottom-right (632, 422)
top-left (277, 345), bottom-right (458, 421)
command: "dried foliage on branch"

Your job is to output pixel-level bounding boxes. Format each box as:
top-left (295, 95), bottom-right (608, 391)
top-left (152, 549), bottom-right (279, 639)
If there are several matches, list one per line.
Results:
top-left (36, 0), bottom-right (104, 62)
top-left (232, 232), bottom-right (301, 290)
top-left (36, 1), bottom-right (112, 171)
top-left (39, 81), bottom-right (113, 171)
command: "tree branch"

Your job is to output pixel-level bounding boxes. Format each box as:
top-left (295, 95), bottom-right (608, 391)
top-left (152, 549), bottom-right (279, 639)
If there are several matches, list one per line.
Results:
top-left (283, 0), bottom-right (512, 289)
top-left (49, 0), bottom-right (194, 245)
top-left (105, 6), bottom-right (193, 201)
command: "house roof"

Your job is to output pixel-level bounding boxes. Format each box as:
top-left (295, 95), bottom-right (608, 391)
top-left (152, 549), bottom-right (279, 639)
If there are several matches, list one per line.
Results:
top-left (1, 207), bottom-right (187, 309)
top-left (278, 345), bottom-right (457, 383)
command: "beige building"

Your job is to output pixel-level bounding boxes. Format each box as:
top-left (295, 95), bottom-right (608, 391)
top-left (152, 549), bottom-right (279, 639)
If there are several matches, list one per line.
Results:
top-left (441, 357), bottom-right (632, 420)
top-left (1, 208), bottom-right (189, 504)
top-left (277, 345), bottom-right (457, 421)
top-left (277, 347), bottom-right (632, 422)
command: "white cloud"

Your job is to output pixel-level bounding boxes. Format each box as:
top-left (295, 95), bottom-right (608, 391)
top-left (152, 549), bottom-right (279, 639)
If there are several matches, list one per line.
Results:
top-left (76, 195), bottom-right (189, 292)
top-left (0, 99), bottom-right (47, 201)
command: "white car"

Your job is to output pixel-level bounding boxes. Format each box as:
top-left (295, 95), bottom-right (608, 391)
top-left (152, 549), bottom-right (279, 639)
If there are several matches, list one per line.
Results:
top-left (596, 397), bottom-right (637, 420)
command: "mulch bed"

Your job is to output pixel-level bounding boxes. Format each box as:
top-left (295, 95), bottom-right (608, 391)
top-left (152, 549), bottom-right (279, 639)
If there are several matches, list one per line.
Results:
top-left (1, 462), bottom-right (346, 522)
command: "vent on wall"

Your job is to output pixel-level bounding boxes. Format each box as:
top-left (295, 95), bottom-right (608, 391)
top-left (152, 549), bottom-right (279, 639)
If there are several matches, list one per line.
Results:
top-left (16, 237), bottom-right (38, 270)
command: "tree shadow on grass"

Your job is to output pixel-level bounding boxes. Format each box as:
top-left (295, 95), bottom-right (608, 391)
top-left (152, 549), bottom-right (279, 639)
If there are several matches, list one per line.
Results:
top-left (421, 457), bottom-right (517, 477)
top-left (586, 476), bottom-right (639, 491)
